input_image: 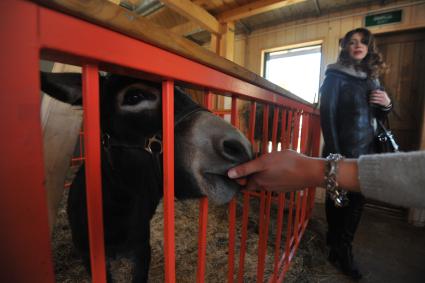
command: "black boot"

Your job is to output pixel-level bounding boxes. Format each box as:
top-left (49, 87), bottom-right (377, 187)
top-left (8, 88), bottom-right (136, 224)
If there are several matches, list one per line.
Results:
top-left (328, 243), bottom-right (362, 280)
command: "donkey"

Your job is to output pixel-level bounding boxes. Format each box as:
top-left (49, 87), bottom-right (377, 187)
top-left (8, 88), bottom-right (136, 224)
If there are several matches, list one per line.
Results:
top-left (41, 72), bottom-right (252, 282)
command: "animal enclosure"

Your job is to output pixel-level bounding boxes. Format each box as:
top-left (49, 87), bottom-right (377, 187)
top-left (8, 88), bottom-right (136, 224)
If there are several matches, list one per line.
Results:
top-left (0, 1), bottom-right (320, 282)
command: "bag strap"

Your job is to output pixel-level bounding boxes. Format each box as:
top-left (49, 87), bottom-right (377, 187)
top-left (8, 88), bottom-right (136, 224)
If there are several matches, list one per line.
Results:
top-left (377, 119), bottom-right (389, 133)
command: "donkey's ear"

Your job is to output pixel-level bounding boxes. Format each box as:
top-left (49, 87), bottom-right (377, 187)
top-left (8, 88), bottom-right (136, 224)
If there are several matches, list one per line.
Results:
top-left (40, 72), bottom-right (83, 105)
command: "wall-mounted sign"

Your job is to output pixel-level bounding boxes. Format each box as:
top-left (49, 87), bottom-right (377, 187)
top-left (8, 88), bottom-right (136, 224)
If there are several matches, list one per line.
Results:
top-left (365, 10), bottom-right (402, 27)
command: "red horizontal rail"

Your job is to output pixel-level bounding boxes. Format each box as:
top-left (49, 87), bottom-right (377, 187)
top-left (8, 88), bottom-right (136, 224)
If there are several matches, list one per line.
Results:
top-left (37, 6), bottom-right (317, 114)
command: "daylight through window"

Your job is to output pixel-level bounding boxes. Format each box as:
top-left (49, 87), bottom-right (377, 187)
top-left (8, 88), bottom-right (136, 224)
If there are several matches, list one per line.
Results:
top-left (264, 45), bottom-right (322, 103)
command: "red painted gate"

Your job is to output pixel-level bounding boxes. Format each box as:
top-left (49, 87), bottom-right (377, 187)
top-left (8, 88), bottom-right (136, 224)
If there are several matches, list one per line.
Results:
top-left (0, 1), bottom-right (320, 282)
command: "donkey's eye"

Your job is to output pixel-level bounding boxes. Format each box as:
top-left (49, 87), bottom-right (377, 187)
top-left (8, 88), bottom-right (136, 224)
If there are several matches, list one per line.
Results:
top-left (123, 88), bottom-right (156, 105)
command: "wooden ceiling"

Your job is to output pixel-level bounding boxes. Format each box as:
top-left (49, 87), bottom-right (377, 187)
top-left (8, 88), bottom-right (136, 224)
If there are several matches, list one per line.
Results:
top-left (112, 0), bottom-right (393, 44)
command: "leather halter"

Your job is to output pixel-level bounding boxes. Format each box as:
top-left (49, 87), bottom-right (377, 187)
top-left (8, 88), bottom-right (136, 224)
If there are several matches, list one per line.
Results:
top-left (101, 104), bottom-right (208, 185)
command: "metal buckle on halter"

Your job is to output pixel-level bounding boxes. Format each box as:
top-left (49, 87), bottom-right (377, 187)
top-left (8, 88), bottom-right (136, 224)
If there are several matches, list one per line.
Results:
top-left (144, 135), bottom-right (163, 155)
top-left (102, 133), bottom-right (111, 148)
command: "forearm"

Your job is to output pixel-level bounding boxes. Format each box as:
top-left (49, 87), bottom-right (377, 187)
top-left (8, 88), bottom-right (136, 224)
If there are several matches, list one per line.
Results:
top-left (337, 159), bottom-right (361, 192)
top-left (309, 157), bottom-right (360, 192)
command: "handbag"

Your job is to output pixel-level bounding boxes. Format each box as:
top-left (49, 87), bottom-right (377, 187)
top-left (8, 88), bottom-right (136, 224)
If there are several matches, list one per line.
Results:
top-left (376, 119), bottom-right (399, 153)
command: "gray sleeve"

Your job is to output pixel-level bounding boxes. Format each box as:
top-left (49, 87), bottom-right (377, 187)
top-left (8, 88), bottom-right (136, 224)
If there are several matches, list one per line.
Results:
top-left (358, 151), bottom-right (425, 208)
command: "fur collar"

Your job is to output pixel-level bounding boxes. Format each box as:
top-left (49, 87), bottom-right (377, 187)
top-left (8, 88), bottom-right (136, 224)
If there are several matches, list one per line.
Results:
top-left (326, 62), bottom-right (367, 79)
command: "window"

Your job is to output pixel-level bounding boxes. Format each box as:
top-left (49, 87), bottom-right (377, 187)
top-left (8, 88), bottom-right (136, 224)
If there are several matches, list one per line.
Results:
top-left (263, 44), bottom-right (322, 103)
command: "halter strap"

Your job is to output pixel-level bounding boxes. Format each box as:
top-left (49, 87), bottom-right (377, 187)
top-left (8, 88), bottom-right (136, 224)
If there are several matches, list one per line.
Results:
top-left (101, 105), bottom-right (207, 185)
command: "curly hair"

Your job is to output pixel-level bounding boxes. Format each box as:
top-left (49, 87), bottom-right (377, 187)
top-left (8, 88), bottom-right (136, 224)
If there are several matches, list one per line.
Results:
top-left (338, 27), bottom-right (388, 78)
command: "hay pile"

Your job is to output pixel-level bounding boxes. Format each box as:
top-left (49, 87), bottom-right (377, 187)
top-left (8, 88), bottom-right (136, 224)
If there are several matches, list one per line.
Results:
top-left (52, 191), bottom-right (346, 282)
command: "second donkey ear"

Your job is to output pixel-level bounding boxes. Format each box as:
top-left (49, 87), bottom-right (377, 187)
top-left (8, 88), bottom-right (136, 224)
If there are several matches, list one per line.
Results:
top-left (41, 72), bottom-right (105, 105)
top-left (40, 72), bottom-right (83, 105)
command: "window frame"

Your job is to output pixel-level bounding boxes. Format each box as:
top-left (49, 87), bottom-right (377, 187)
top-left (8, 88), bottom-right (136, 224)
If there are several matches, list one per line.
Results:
top-left (261, 40), bottom-right (324, 104)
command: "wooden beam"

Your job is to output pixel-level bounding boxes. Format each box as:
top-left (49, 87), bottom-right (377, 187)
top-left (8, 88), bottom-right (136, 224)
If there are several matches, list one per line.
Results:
top-left (313, 0), bottom-right (321, 16)
top-left (171, 21), bottom-right (202, 36)
top-left (32, 0), bottom-right (312, 106)
top-left (161, 0), bottom-right (221, 35)
top-left (219, 22), bottom-right (235, 60)
top-left (217, 0), bottom-right (307, 23)
top-left (210, 33), bottom-right (219, 53)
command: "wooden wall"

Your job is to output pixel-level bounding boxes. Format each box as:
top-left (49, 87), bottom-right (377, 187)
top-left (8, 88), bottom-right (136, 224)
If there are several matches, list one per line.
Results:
top-left (235, 0), bottom-right (425, 79)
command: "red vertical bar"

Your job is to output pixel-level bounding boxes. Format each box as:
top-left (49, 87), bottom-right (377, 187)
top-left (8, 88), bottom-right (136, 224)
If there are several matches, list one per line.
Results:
top-left (256, 104), bottom-right (269, 282)
top-left (279, 109), bottom-right (288, 150)
top-left (271, 107), bottom-right (279, 151)
top-left (256, 191), bottom-right (267, 281)
top-left (283, 192), bottom-right (295, 266)
top-left (300, 113), bottom-right (309, 154)
top-left (270, 194), bottom-right (285, 283)
top-left (261, 105), bottom-right (270, 155)
top-left (197, 198), bottom-right (208, 283)
top-left (82, 64), bottom-right (107, 283)
top-left (271, 109), bottom-right (286, 282)
top-left (269, 107), bottom-right (285, 283)
top-left (196, 91), bottom-right (212, 283)
top-left (291, 113), bottom-right (302, 246)
top-left (249, 102), bottom-right (257, 145)
top-left (0, 1), bottom-right (55, 282)
top-left (293, 192), bottom-right (302, 245)
top-left (300, 114), bottom-right (310, 225)
top-left (231, 95), bottom-right (239, 127)
top-left (237, 101), bottom-right (256, 283)
top-left (285, 111), bottom-right (293, 149)
top-left (227, 95), bottom-right (238, 283)
top-left (258, 107), bottom-right (278, 283)
top-left (163, 80), bottom-right (175, 283)
top-left (204, 91), bottom-right (213, 109)
top-left (293, 111), bottom-right (301, 152)
top-left (236, 192), bottom-right (250, 283)
top-left (309, 115), bottom-right (322, 214)
top-left (282, 111), bottom-right (297, 269)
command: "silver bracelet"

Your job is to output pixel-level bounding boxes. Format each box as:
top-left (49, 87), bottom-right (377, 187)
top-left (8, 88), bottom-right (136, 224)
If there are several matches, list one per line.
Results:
top-left (325, 153), bottom-right (349, 207)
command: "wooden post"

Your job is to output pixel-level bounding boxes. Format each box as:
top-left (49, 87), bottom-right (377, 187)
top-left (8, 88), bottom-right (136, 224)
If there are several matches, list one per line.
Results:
top-left (42, 63), bottom-right (83, 232)
top-left (219, 22), bottom-right (235, 61)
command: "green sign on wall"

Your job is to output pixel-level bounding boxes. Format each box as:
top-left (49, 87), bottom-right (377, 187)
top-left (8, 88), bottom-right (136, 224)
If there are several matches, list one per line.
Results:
top-left (365, 10), bottom-right (402, 27)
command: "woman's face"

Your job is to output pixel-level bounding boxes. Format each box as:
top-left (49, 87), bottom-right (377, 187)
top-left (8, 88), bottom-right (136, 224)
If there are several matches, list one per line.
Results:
top-left (347, 32), bottom-right (368, 62)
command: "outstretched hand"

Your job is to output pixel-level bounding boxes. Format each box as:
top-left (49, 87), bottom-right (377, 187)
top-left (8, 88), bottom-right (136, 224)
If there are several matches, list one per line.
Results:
top-left (227, 150), bottom-right (325, 192)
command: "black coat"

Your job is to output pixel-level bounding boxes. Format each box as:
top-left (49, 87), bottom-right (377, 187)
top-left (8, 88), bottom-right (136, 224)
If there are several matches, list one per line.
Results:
top-left (320, 65), bottom-right (390, 158)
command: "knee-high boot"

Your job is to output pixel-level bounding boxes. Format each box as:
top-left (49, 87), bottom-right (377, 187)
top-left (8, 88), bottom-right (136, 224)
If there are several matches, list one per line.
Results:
top-left (326, 192), bottom-right (365, 280)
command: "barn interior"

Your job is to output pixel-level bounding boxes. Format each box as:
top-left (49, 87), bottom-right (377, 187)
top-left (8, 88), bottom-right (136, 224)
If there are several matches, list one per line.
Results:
top-left (2, 0), bottom-right (425, 282)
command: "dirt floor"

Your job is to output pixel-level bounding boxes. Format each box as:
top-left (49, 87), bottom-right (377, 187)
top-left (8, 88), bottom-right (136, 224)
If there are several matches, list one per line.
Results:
top-left (51, 192), bottom-right (425, 283)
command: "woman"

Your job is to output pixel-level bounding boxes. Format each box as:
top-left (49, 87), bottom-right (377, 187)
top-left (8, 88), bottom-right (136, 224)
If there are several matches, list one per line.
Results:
top-left (319, 27), bottom-right (391, 279)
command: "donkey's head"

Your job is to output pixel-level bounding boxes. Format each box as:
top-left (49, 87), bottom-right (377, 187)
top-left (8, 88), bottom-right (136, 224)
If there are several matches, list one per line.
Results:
top-left (41, 72), bottom-right (253, 204)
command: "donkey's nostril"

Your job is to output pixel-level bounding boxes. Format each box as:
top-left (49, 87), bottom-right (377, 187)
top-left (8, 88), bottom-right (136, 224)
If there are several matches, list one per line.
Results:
top-left (222, 139), bottom-right (250, 162)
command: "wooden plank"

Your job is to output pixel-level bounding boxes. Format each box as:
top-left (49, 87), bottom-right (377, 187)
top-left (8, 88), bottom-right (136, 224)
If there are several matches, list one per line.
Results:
top-left (412, 3), bottom-right (425, 26)
top-left (220, 22), bottom-right (235, 60)
top-left (234, 36), bottom-right (246, 67)
top-left (161, 0), bottom-right (221, 35)
top-left (171, 20), bottom-right (202, 36)
top-left (32, 0), bottom-right (311, 105)
top-left (377, 30), bottom-right (425, 151)
top-left (340, 17), bottom-right (354, 36)
top-left (42, 63), bottom-right (83, 232)
top-left (217, 0), bottom-right (307, 23)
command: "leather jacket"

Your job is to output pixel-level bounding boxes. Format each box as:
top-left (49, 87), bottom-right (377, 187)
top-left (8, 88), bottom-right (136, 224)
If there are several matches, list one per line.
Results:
top-left (320, 63), bottom-right (391, 158)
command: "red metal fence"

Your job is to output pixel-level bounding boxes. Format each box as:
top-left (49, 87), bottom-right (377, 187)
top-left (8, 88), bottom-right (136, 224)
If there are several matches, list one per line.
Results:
top-left (0, 1), bottom-right (320, 282)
